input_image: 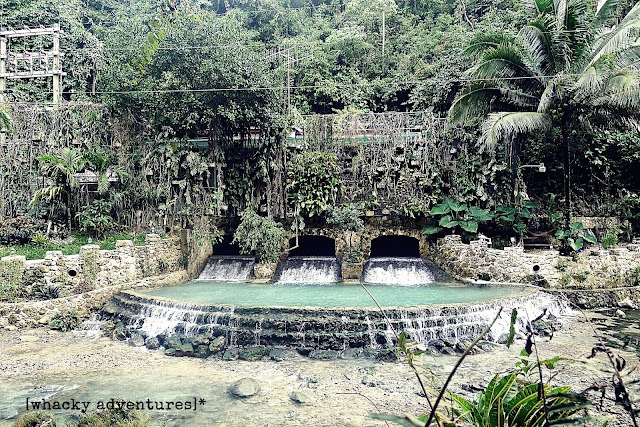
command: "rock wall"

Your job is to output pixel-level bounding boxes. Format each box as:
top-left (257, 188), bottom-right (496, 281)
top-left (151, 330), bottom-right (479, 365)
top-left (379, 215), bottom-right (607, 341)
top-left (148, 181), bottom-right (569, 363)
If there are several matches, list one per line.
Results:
top-left (431, 235), bottom-right (640, 289)
top-left (1, 234), bottom-right (183, 299)
top-left (0, 270), bottom-right (187, 330)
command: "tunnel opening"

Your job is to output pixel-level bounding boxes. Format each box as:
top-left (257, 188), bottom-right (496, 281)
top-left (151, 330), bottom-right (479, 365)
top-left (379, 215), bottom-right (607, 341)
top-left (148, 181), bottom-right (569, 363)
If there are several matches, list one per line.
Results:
top-left (370, 235), bottom-right (420, 257)
top-left (288, 235), bottom-right (336, 257)
top-left (212, 234), bottom-right (241, 256)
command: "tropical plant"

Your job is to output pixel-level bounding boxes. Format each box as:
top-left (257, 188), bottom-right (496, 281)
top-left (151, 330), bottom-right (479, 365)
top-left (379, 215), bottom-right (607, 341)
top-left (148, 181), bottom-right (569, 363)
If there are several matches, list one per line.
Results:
top-left (493, 201), bottom-right (538, 243)
top-left (76, 199), bottom-right (116, 238)
top-left (328, 205), bottom-right (365, 262)
top-left (83, 148), bottom-right (129, 195)
top-left (555, 221), bottom-right (597, 252)
top-left (233, 209), bottom-right (285, 264)
top-left (423, 197), bottom-right (493, 236)
top-left (31, 147), bottom-right (87, 231)
top-left (287, 152), bottom-right (343, 217)
top-left (450, 0), bottom-right (640, 215)
top-left (49, 308), bottom-right (80, 332)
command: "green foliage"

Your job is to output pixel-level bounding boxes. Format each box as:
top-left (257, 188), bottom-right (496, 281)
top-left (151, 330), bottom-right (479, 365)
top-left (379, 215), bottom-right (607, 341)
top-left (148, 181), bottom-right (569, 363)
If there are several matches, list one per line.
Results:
top-left (494, 201), bottom-right (537, 236)
top-left (77, 199), bottom-right (116, 238)
top-left (555, 222), bottom-right (597, 252)
top-left (601, 231), bottom-right (619, 250)
top-left (0, 216), bottom-right (47, 244)
top-left (49, 308), bottom-right (80, 332)
top-left (0, 106), bottom-right (12, 132)
top-left (628, 267), bottom-right (640, 286)
top-left (76, 398), bottom-right (150, 427)
top-left (287, 152), bottom-right (342, 217)
top-left (31, 283), bottom-right (63, 301)
top-left (327, 205), bottom-right (365, 233)
top-left (14, 411), bottom-right (56, 427)
top-left (233, 209), bottom-right (285, 264)
top-left (423, 197), bottom-right (492, 237)
top-left (157, 257), bottom-right (170, 273)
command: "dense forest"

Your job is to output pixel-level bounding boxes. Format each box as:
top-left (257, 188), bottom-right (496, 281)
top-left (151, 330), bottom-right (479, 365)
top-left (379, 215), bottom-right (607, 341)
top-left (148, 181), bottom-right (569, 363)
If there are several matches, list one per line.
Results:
top-left (1, 0), bottom-right (639, 238)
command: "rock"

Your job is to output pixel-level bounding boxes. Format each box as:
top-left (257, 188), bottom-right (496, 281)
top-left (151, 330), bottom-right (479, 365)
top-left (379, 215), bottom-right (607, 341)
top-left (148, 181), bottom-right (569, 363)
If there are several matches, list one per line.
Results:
top-left (145, 337), bottom-right (160, 350)
top-left (0, 317), bottom-right (8, 327)
top-left (5, 325), bottom-right (18, 331)
top-left (112, 328), bottom-right (127, 341)
top-left (164, 348), bottom-right (176, 356)
top-left (229, 378), bottom-right (260, 398)
top-left (340, 348), bottom-right (362, 359)
top-left (616, 309), bottom-right (626, 318)
top-left (166, 335), bottom-right (182, 349)
top-left (239, 346), bottom-right (269, 361)
top-left (289, 391), bottom-right (314, 404)
top-left (19, 335), bottom-right (39, 342)
top-left (38, 316), bottom-right (51, 325)
top-left (8, 314), bottom-right (19, 324)
top-left (222, 348), bottom-right (239, 361)
top-left (208, 336), bottom-right (225, 354)
top-left (176, 343), bottom-right (194, 357)
top-left (192, 335), bottom-right (210, 346)
top-left (269, 348), bottom-right (297, 362)
top-left (129, 334), bottom-right (145, 347)
top-left (375, 348), bottom-right (399, 362)
top-left (362, 375), bottom-right (378, 387)
top-left (618, 297), bottom-right (636, 309)
top-left (308, 350), bottom-right (339, 360)
top-left (496, 333), bottom-right (510, 344)
top-left (194, 345), bottom-right (210, 358)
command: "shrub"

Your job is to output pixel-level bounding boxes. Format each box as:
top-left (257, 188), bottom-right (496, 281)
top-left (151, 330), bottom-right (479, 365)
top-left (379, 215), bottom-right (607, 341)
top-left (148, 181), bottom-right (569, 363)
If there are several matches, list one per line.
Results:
top-left (14, 411), bottom-right (56, 427)
top-left (76, 399), bottom-right (150, 427)
top-left (49, 308), bottom-right (80, 332)
top-left (32, 283), bottom-right (63, 300)
top-left (601, 232), bottom-right (619, 250)
top-left (287, 151), bottom-right (342, 217)
top-left (629, 266), bottom-right (640, 286)
top-left (0, 215), bottom-right (47, 244)
top-left (233, 209), bottom-right (285, 263)
top-left (76, 199), bottom-right (115, 238)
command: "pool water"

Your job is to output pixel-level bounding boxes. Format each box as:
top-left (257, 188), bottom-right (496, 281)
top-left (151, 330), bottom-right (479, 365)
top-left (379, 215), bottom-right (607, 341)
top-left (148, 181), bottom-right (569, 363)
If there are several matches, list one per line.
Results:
top-left (141, 280), bottom-right (524, 307)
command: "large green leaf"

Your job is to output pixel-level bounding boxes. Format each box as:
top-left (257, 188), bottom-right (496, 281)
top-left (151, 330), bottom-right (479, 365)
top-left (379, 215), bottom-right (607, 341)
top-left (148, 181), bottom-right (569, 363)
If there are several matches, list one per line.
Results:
top-left (568, 238), bottom-right (583, 251)
top-left (430, 203), bottom-right (451, 215)
top-left (469, 206), bottom-right (493, 221)
top-left (583, 230), bottom-right (597, 244)
top-left (460, 220), bottom-right (478, 233)
top-left (422, 225), bottom-right (443, 235)
top-left (569, 221), bottom-right (584, 231)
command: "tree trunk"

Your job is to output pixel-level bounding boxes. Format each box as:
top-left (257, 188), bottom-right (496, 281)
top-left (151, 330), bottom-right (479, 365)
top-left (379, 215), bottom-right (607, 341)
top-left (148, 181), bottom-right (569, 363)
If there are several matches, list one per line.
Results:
top-left (562, 120), bottom-right (571, 224)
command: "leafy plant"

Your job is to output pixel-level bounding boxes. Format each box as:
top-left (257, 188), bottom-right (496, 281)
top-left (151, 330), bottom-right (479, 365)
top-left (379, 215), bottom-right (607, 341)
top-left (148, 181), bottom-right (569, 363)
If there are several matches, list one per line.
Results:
top-left (555, 222), bottom-right (597, 252)
top-left (600, 231), bottom-right (619, 250)
top-left (233, 209), bottom-right (285, 264)
top-left (157, 257), bottom-right (170, 273)
top-left (423, 197), bottom-right (492, 236)
top-left (76, 199), bottom-right (116, 238)
top-left (14, 411), bottom-right (56, 427)
top-left (629, 267), bottom-right (640, 286)
top-left (31, 232), bottom-right (48, 246)
top-left (0, 215), bottom-right (47, 244)
top-left (493, 201), bottom-right (538, 242)
top-left (49, 308), bottom-right (80, 332)
top-left (287, 152), bottom-right (343, 217)
top-left (554, 262), bottom-right (567, 272)
top-left (32, 283), bottom-right (63, 301)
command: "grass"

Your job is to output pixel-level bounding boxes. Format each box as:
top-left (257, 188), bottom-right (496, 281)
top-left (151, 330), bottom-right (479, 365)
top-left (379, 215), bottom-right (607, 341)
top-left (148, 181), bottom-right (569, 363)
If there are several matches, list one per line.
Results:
top-left (0, 231), bottom-right (149, 260)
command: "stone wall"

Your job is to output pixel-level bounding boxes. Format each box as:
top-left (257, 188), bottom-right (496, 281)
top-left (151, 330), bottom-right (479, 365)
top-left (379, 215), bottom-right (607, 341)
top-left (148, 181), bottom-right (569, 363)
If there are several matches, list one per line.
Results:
top-left (0, 270), bottom-right (187, 330)
top-left (1, 234), bottom-right (183, 298)
top-left (431, 235), bottom-right (640, 289)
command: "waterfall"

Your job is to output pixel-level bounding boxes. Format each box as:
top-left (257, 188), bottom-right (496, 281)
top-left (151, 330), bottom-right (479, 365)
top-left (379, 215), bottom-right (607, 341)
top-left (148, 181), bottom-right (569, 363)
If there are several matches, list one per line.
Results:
top-left (274, 256), bottom-right (342, 283)
top-left (362, 257), bottom-right (437, 285)
top-left (104, 288), bottom-right (573, 353)
top-left (197, 256), bottom-right (255, 281)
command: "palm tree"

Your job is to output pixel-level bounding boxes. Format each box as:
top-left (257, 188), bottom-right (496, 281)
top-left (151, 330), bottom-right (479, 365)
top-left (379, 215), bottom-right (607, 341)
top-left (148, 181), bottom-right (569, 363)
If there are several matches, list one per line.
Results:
top-left (31, 147), bottom-right (86, 231)
top-left (449, 0), bottom-right (640, 214)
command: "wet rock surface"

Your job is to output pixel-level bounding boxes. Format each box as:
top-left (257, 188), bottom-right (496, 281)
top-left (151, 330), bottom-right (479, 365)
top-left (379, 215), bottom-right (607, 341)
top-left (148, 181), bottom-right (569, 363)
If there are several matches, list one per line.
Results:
top-left (229, 378), bottom-right (261, 398)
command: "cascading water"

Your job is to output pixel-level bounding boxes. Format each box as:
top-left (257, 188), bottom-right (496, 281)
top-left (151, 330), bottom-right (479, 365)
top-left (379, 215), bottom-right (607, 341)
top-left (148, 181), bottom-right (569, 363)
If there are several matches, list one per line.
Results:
top-left (197, 256), bottom-right (255, 281)
top-left (103, 287), bottom-right (572, 352)
top-left (362, 257), bottom-right (437, 285)
top-left (274, 256), bottom-right (342, 283)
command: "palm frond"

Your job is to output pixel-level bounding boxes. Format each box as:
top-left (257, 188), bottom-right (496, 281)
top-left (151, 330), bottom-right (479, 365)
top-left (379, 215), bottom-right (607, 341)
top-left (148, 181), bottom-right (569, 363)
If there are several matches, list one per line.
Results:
top-left (593, 86), bottom-right (640, 108)
top-left (448, 84), bottom-right (502, 123)
top-left (537, 78), bottom-right (558, 112)
top-left (30, 186), bottom-right (62, 206)
top-left (517, 23), bottom-right (551, 78)
top-left (0, 108), bottom-right (12, 132)
top-left (464, 33), bottom-right (514, 57)
top-left (472, 44), bottom-right (532, 80)
top-left (480, 111), bottom-right (551, 151)
top-left (587, 2), bottom-right (640, 69)
top-left (593, 0), bottom-right (620, 27)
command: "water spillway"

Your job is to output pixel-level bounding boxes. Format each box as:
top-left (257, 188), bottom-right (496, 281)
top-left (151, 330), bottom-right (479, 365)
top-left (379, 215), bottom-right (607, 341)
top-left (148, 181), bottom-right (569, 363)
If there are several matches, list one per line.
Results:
top-left (362, 257), bottom-right (438, 285)
top-left (197, 256), bottom-right (255, 281)
top-left (273, 256), bottom-right (342, 283)
top-left (102, 284), bottom-right (569, 352)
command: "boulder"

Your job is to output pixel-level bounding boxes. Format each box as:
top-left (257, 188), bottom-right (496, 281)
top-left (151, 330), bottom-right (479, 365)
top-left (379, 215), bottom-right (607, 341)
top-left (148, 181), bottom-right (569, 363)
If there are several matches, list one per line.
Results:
top-left (289, 391), bottom-right (314, 404)
top-left (208, 336), bottom-right (226, 354)
top-left (128, 334), bottom-right (145, 347)
top-left (239, 346), bottom-right (269, 361)
top-left (269, 348), bottom-right (297, 362)
top-left (145, 337), bottom-right (160, 350)
top-left (229, 378), bottom-right (260, 398)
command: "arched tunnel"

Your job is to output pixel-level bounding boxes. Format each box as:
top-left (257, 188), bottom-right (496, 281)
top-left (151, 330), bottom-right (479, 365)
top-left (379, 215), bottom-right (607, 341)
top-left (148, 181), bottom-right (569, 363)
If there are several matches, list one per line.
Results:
top-left (370, 235), bottom-right (420, 257)
top-left (288, 235), bottom-right (336, 256)
top-left (212, 234), bottom-right (241, 255)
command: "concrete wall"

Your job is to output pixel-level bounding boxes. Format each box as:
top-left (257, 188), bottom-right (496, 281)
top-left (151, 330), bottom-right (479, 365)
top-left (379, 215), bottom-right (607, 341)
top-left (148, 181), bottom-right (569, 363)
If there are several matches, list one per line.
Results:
top-left (431, 234), bottom-right (640, 288)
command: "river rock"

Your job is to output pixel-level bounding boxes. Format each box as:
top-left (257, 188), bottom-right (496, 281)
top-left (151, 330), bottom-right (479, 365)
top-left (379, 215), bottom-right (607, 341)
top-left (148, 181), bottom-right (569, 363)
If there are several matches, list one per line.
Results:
top-left (194, 345), bottom-right (209, 358)
top-left (166, 335), bottom-right (182, 349)
top-left (229, 378), bottom-right (261, 398)
top-left (19, 335), bottom-right (39, 342)
top-left (618, 297), bottom-right (636, 309)
top-left (239, 346), bottom-right (269, 361)
top-left (129, 334), bottom-right (145, 347)
top-left (145, 337), bottom-right (160, 350)
top-left (208, 336), bottom-right (225, 354)
top-left (176, 343), bottom-right (194, 357)
top-left (616, 309), bottom-right (626, 318)
top-left (308, 350), bottom-right (339, 360)
top-left (222, 348), bottom-right (239, 361)
top-left (289, 391), bottom-right (314, 404)
top-left (269, 348), bottom-right (297, 361)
